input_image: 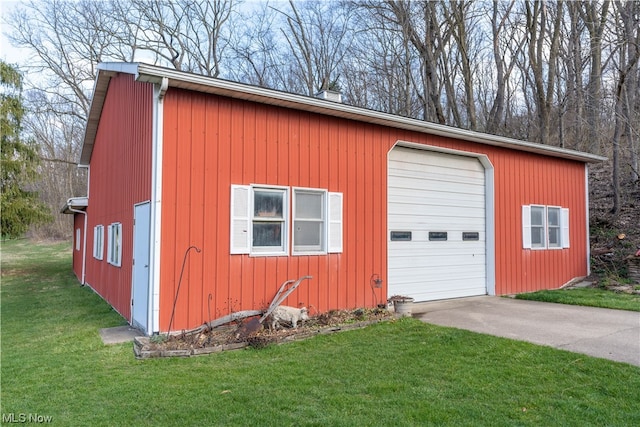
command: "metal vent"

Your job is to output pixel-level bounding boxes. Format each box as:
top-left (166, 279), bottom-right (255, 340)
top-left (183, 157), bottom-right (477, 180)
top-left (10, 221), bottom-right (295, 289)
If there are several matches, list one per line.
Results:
top-left (315, 90), bottom-right (342, 103)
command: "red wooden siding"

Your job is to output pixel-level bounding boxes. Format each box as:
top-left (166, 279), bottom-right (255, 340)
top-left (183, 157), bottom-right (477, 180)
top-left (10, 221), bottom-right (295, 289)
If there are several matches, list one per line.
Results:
top-left (83, 74), bottom-right (153, 320)
top-left (158, 88), bottom-right (588, 332)
top-left (72, 214), bottom-right (84, 280)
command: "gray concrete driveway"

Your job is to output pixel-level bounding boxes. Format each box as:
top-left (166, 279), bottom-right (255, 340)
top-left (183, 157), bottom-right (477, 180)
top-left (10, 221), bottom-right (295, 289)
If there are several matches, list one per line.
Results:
top-left (413, 296), bottom-right (640, 367)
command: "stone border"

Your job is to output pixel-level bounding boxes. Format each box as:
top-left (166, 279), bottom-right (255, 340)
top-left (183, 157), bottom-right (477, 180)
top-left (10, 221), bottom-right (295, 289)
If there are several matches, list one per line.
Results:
top-left (133, 319), bottom-right (384, 359)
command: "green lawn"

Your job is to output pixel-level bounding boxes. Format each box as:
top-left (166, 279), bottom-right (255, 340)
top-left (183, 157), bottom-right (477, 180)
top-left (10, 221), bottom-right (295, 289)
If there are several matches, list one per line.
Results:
top-left (515, 287), bottom-right (640, 311)
top-left (2, 239), bottom-right (639, 426)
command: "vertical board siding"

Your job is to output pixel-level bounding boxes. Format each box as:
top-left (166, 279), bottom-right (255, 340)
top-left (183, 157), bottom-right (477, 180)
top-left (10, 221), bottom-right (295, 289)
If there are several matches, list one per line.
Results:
top-left (84, 74), bottom-right (153, 321)
top-left (72, 214), bottom-right (84, 280)
top-left (158, 88), bottom-right (589, 332)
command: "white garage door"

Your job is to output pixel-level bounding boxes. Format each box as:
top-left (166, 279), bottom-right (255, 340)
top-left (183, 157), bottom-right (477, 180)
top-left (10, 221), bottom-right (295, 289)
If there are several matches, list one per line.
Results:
top-left (388, 146), bottom-right (487, 301)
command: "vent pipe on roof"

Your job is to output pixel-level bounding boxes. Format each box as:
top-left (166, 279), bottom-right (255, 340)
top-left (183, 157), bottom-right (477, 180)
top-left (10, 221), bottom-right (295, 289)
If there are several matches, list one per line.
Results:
top-left (315, 90), bottom-right (342, 103)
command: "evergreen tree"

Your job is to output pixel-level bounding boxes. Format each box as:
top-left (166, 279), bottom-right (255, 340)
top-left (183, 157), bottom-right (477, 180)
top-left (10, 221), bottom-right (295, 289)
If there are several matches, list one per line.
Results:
top-left (1, 61), bottom-right (51, 238)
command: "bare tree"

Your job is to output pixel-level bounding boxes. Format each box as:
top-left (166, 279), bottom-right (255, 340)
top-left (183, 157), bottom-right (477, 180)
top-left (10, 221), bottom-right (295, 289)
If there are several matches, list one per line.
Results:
top-left (275, 0), bottom-right (355, 96)
top-left (227, 2), bottom-right (285, 88)
top-left (124, 0), bottom-right (236, 76)
top-left (523, 0), bottom-right (564, 145)
top-left (346, 1), bottom-right (419, 116)
top-left (578, 0), bottom-right (611, 155)
top-left (611, 0), bottom-right (640, 215)
top-left (441, 0), bottom-right (482, 130)
top-left (379, 0), bottom-right (447, 123)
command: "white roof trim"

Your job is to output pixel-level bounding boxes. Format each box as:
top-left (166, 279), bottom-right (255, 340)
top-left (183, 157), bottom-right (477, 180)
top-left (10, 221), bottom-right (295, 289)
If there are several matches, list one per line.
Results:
top-left (80, 62), bottom-right (607, 165)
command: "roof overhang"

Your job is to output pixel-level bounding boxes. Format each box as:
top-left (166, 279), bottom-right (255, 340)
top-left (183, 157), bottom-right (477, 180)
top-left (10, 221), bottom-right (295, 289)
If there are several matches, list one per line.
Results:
top-left (80, 62), bottom-right (607, 165)
top-left (61, 197), bottom-right (88, 214)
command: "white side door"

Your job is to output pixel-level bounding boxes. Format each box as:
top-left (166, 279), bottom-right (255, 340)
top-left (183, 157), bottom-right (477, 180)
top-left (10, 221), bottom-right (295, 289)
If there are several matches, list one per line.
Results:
top-left (132, 202), bottom-right (151, 331)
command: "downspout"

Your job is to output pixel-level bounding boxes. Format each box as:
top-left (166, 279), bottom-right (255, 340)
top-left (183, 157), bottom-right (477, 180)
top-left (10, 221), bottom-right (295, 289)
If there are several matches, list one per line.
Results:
top-left (585, 164), bottom-right (591, 276)
top-left (68, 164), bottom-right (90, 286)
top-left (148, 76), bottom-right (169, 334)
top-left (159, 77), bottom-right (169, 101)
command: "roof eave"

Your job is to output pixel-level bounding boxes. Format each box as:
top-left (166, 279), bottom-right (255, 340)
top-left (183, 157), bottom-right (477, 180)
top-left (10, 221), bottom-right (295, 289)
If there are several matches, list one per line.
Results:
top-left (61, 197), bottom-right (89, 214)
top-left (135, 63), bottom-right (606, 164)
top-left (79, 62), bottom-right (607, 166)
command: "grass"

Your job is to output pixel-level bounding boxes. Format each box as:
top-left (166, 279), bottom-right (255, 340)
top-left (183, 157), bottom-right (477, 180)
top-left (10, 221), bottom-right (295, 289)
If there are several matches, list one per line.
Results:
top-left (514, 287), bottom-right (640, 312)
top-left (2, 239), bottom-right (640, 426)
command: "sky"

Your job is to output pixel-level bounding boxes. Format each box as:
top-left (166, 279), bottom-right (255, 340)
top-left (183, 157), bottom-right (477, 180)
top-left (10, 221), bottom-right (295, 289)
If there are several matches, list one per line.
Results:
top-left (0, 1), bottom-right (23, 66)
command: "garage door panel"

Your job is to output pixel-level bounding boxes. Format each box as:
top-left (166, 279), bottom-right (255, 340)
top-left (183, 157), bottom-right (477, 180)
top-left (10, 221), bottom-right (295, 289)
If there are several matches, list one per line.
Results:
top-left (390, 257), bottom-right (484, 274)
top-left (389, 192), bottom-right (485, 208)
top-left (388, 214), bottom-right (485, 229)
top-left (388, 244), bottom-right (485, 256)
top-left (407, 286), bottom-right (488, 302)
top-left (389, 169), bottom-right (485, 187)
top-left (388, 146), bottom-right (487, 302)
top-left (389, 179), bottom-right (485, 196)
top-left (390, 275), bottom-right (487, 294)
top-left (391, 150), bottom-right (484, 171)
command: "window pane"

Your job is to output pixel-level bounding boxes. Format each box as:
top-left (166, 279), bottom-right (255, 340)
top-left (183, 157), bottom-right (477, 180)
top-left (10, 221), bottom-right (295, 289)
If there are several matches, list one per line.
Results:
top-left (294, 221), bottom-right (323, 247)
top-left (548, 208), bottom-right (560, 247)
top-left (531, 226), bottom-right (545, 246)
top-left (254, 191), bottom-right (283, 218)
top-left (253, 223), bottom-right (282, 247)
top-left (531, 206), bottom-right (544, 226)
top-left (548, 208), bottom-right (559, 226)
top-left (296, 192), bottom-right (323, 219)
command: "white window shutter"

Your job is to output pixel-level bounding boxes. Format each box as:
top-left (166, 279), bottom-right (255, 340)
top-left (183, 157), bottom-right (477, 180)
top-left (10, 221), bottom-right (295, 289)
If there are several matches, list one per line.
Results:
top-left (522, 205), bottom-right (531, 249)
top-left (561, 208), bottom-right (570, 248)
top-left (107, 224), bottom-right (113, 262)
top-left (230, 185), bottom-right (251, 254)
top-left (115, 224), bottom-right (122, 266)
top-left (93, 227), bottom-right (98, 257)
top-left (328, 192), bottom-right (343, 253)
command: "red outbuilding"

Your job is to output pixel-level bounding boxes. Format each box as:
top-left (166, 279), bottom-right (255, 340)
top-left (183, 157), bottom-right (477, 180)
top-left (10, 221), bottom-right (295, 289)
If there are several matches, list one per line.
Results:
top-left (62, 62), bottom-right (604, 335)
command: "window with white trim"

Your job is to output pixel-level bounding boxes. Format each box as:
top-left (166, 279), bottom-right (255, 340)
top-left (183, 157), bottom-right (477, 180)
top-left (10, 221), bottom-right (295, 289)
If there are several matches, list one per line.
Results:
top-left (293, 188), bottom-right (325, 253)
top-left (522, 205), bottom-right (569, 250)
top-left (252, 187), bottom-right (288, 254)
top-left (75, 228), bottom-right (81, 251)
top-left (107, 222), bottom-right (122, 266)
top-left (230, 184), bottom-right (343, 256)
top-left (93, 225), bottom-right (104, 260)
top-left (547, 207), bottom-right (561, 248)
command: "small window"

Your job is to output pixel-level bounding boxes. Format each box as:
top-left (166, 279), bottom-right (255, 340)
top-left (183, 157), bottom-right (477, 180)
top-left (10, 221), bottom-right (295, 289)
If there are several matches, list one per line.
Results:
top-left (252, 187), bottom-right (288, 255)
top-left (107, 223), bottom-right (122, 267)
top-left (530, 206), bottom-right (546, 248)
top-left (462, 232), bottom-right (479, 241)
top-left (547, 207), bottom-right (561, 248)
top-left (293, 189), bottom-right (325, 253)
top-left (75, 228), bottom-right (81, 251)
top-left (390, 231), bottom-right (412, 241)
top-left (522, 205), bottom-right (569, 250)
top-left (429, 232), bottom-right (448, 241)
top-left (93, 225), bottom-right (104, 260)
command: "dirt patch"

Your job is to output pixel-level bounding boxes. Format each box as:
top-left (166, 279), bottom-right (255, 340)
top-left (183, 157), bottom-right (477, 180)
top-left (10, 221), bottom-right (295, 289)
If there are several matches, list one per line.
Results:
top-left (134, 308), bottom-right (394, 358)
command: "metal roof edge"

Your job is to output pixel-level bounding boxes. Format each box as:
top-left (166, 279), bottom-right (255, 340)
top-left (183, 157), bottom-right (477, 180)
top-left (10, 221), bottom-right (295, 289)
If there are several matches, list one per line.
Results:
top-left (60, 196), bottom-right (89, 214)
top-left (81, 62), bottom-right (606, 165)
